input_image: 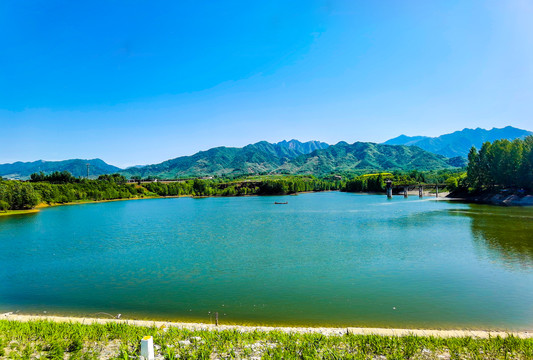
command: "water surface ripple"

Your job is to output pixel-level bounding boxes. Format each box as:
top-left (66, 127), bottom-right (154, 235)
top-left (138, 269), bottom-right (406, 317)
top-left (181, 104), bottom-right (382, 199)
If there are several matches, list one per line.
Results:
top-left (1, 192), bottom-right (532, 329)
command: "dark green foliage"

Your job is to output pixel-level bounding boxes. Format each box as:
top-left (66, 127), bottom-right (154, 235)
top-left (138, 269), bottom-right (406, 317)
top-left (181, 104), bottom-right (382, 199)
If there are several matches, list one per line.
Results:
top-left (447, 156), bottom-right (468, 167)
top-left (30, 170), bottom-right (79, 184)
top-left (142, 181), bottom-right (193, 196)
top-left (342, 170), bottom-right (466, 193)
top-left (255, 178), bottom-right (336, 195)
top-left (466, 136), bottom-right (533, 191)
top-left (67, 337), bottom-right (83, 352)
top-left (0, 181), bottom-right (40, 209)
top-left (30, 180), bottom-right (141, 204)
top-left (97, 173), bottom-right (127, 185)
top-left (343, 173), bottom-right (389, 192)
top-left (0, 174), bottom-right (145, 210)
top-left (143, 176), bottom-right (339, 197)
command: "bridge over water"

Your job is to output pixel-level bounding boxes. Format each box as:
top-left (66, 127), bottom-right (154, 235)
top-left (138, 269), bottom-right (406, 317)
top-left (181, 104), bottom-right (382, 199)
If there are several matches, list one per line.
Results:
top-left (385, 180), bottom-right (447, 198)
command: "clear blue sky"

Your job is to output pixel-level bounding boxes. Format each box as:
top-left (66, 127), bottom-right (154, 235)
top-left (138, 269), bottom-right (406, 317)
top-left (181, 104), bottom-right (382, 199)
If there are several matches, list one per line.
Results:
top-left (1, 0), bottom-right (532, 167)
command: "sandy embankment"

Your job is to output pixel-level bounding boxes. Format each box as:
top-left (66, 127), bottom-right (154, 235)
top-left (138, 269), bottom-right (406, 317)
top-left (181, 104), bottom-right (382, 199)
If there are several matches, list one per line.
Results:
top-left (2, 314), bottom-right (531, 339)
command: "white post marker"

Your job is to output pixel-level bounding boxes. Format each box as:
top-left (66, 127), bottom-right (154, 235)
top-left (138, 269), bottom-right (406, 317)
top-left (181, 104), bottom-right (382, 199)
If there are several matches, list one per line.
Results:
top-left (140, 336), bottom-right (155, 360)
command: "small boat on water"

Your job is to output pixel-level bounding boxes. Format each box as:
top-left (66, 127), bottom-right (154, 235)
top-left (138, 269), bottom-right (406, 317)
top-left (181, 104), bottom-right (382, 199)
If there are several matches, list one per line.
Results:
top-left (274, 202), bottom-right (288, 204)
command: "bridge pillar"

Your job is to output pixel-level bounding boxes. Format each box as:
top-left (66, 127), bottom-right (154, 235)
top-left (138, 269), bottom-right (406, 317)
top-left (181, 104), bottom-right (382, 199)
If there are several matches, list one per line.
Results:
top-left (435, 185), bottom-right (439, 198)
top-left (419, 185), bottom-right (423, 198)
top-left (403, 186), bottom-right (408, 198)
top-left (386, 180), bottom-right (392, 199)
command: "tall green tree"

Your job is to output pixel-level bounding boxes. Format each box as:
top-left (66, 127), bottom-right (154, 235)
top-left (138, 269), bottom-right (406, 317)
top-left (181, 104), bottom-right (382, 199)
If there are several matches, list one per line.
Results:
top-left (466, 136), bottom-right (532, 191)
top-left (466, 146), bottom-right (480, 188)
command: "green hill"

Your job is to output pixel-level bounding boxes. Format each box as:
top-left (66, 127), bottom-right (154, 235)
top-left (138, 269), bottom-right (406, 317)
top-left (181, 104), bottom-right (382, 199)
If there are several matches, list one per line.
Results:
top-left (120, 140), bottom-right (461, 179)
top-left (279, 142), bottom-right (460, 175)
top-left (121, 140), bottom-right (327, 178)
top-left (1, 138), bottom-right (467, 181)
top-left (0, 159), bottom-right (121, 180)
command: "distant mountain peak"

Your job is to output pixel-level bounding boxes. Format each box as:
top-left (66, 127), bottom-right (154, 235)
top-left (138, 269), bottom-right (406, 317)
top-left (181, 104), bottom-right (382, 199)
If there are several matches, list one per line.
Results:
top-left (0, 158), bottom-right (121, 180)
top-left (275, 139), bottom-right (328, 146)
top-left (271, 139), bottom-right (329, 157)
top-left (5, 127), bottom-right (528, 180)
top-left (119, 139), bottom-right (459, 179)
top-left (383, 126), bottom-right (531, 158)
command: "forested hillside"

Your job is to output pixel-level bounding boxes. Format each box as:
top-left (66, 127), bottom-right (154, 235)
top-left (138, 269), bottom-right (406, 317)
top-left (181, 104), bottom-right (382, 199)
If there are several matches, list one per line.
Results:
top-left (121, 141), bottom-right (462, 179)
top-left (120, 140), bottom-right (330, 179)
top-left (0, 159), bottom-right (121, 180)
top-left (279, 142), bottom-right (463, 175)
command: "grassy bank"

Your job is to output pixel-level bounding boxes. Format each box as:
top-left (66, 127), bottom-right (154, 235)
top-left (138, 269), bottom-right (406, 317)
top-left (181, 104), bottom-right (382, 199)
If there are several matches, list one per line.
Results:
top-left (34, 195), bottom-right (163, 208)
top-left (0, 209), bottom-right (39, 217)
top-left (1, 319), bottom-right (531, 359)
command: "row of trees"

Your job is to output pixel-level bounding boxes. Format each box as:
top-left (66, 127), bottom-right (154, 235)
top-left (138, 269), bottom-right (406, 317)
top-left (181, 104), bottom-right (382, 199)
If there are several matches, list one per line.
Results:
top-left (142, 177), bottom-right (340, 197)
top-left (0, 174), bottom-right (341, 210)
top-left (341, 169), bottom-right (466, 193)
top-left (466, 136), bottom-right (533, 191)
top-left (342, 173), bottom-right (391, 192)
top-left (1, 175), bottom-right (146, 210)
top-left (30, 171), bottom-right (80, 184)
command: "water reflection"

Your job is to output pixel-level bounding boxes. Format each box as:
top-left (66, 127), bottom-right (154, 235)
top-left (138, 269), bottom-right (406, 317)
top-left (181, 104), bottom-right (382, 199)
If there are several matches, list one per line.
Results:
top-left (448, 206), bottom-right (533, 270)
top-left (1, 194), bottom-right (533, 328)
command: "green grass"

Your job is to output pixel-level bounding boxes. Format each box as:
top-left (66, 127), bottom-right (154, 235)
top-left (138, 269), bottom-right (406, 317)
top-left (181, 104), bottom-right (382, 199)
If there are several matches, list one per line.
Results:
top-left (0, 209), bottom-right (39, 217)
top-left (1, 320), bottom-right (532, 359)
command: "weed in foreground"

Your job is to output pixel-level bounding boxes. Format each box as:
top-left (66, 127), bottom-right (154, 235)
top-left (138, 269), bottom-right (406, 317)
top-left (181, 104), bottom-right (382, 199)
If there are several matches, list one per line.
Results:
top-left (1, 320), bottom-right (532, 359)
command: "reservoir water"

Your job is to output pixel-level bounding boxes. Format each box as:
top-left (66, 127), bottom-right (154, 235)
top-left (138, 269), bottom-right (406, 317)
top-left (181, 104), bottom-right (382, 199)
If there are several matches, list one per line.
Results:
top-left (1, 192), bottom-right (532, 329)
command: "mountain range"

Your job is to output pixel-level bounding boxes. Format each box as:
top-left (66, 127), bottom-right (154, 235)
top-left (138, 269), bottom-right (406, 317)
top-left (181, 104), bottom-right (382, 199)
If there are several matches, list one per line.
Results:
top-left (120, 140), bottom-right (330, 179)
top-left (1, 127), bottom-right (529, 179)
top-left (120, 140), bottom-right (462, 179)
top-left (0, 159), bottom-right (121, 180)
top-left (384, 126), bottom-right (532, 158)
top-left (277, 142), bottom-right (463, 175)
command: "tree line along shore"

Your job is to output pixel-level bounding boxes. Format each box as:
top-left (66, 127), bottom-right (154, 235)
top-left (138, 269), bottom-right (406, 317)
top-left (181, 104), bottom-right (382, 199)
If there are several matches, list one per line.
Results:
top-left (1, 136), bottom-right (531, 214)
top-left (0, 170), bottom-right (457, 214)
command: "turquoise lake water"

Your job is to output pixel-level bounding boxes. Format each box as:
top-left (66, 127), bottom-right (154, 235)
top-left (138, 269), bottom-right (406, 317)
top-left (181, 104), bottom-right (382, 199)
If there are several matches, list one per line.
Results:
top-left (1, 192), bottom-right (532, 329)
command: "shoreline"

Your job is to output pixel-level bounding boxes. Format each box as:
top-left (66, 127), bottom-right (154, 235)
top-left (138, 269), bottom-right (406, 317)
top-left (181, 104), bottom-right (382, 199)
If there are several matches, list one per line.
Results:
top-left (0, 209), bottom-right (40, 217)
top-left (2, 314), bottom-right (531, 339)
top-left (4, 190), bottom-right (531, 218)
top-left (35, 195), bottom-right (189, 209)
top-left (447, 190), bottom-right (533, 206)
top-left (6, 190), bottom-right (332, 215)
